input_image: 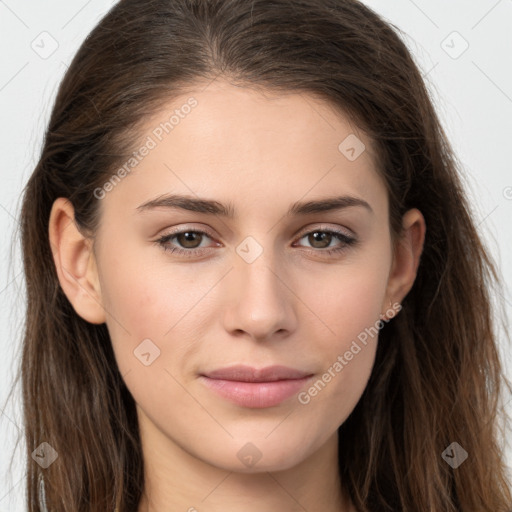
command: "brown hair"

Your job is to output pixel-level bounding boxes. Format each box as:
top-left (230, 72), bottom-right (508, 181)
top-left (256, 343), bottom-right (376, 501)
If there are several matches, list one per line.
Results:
top-left (6, 0), bottom-right (512, 510)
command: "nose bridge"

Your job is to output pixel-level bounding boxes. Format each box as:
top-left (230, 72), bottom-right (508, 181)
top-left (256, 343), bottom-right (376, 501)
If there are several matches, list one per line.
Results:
top-left (238, 246), bottom-right (281, 300)
top-left (236, 235), bottom-right (285, 309)
top-left (224, 234), bottom-right (295, 339)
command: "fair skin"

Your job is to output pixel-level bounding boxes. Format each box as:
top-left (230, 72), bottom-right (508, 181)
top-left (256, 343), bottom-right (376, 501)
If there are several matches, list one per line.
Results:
top-left (48, 79), bottom-right (425, 512)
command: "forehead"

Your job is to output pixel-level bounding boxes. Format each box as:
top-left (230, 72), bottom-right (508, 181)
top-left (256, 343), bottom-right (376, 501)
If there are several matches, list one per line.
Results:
top-left (98, 79), bottom-right (388, 221)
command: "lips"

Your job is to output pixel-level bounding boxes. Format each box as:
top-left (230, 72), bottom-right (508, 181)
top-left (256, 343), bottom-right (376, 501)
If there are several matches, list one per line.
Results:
top-left (199, 364), bottom-right (314, 408)
top-left (202, 364), bottom-right (312, 382)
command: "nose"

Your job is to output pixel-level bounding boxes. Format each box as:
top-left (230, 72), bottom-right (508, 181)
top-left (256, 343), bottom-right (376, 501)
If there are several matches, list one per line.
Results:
top-left (222, 248), bottom-right (298, 342)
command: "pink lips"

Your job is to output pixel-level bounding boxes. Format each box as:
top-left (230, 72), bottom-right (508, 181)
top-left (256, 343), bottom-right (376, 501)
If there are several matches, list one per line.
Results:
top-left (199, 364), bottom-right (314, 408)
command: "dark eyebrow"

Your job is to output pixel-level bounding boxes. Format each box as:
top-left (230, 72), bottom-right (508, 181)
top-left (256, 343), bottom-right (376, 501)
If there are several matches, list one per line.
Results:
top-left (136, 193), bottom-right (373, 217)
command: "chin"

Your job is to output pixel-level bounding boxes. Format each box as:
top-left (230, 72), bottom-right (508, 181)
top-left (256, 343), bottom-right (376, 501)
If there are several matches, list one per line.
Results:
top-left (196, 435), bottom-right (315, 474)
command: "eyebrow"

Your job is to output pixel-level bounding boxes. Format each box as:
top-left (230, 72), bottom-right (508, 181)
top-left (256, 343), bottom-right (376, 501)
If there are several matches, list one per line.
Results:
top-left (136, 193), bottom-right (373, 217)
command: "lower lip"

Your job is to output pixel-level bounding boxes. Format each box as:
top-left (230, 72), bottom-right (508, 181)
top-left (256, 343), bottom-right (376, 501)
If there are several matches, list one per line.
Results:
top-left (199, 375), bottom-right (313, 408)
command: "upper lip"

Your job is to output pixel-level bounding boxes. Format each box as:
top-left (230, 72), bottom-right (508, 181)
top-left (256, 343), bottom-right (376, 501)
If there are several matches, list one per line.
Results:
top-left (201, 364), bottom-right (312, 382)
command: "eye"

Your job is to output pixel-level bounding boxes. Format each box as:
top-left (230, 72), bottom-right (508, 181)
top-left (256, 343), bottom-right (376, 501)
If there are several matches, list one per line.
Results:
top-left (155, 225), bottom-right (357, 258)
top-left (293, 227), bottom-right (357, 255)
top-left (155, 228), bottom-right (217, 258)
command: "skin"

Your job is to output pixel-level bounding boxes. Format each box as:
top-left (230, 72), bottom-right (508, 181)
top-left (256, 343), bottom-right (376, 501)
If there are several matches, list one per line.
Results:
top-left (49, 79), bottom-right (425, 512)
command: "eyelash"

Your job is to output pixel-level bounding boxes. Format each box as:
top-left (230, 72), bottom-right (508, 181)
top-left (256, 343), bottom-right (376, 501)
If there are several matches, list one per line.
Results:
top-left (155, 226), bottom-right (357, 259)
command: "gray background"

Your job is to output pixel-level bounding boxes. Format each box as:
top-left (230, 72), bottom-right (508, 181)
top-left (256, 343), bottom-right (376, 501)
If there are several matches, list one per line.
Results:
top-left (1, 0), bottom-right (511, 510)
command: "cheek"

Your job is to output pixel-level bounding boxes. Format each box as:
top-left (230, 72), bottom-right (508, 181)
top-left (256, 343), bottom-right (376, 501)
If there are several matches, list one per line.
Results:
top-left (101, 273), bottom-right (193, 363)
top-left (294, 247), bottom-right (391, 413)
top-left (96, 241), bottom-right (187, 360)
top-left (303, 246), bottom-right (391, 347)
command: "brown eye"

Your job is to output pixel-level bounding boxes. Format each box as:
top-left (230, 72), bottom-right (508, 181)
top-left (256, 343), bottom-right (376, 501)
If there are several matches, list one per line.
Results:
top-left (156, 226), bottom-right (356, 259)
top-left (307, 231), bottom-right (333, 249)
top-left (156, 228), bottom-right (216, 257)
top-left (295, 228), bottom-right (356, 253)
top-left (175, 231), bottom-right (204, 249)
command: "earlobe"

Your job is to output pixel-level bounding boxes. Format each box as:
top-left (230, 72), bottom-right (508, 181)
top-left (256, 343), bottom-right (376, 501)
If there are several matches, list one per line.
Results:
top-left (382, 208), bottom-right (426, 317)
top-left (48, 198), bottom-right (106, 325)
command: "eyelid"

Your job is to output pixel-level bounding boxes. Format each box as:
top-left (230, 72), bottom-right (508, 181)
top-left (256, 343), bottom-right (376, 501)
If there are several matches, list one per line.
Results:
top-left (155, 222), bottom-right (358, 259)
top-left (157, 223), bottom-right (355, 244)
top-left (159, 224), bottom-right (218, 240)
top-left (294, 223), bottom-right (354, 239)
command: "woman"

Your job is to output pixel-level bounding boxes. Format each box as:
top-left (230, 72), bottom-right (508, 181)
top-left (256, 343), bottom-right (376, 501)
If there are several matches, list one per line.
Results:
top-left (11, 0), bottom-right (512, 510)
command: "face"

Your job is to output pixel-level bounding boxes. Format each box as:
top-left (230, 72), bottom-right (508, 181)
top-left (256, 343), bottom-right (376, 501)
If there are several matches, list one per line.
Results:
top-left (53, 79), bottom-right (420, 474)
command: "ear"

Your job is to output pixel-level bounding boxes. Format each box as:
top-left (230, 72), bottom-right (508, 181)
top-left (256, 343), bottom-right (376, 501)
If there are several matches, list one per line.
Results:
top-left (381, 208), bottom-right (426, 317)
top-left (48, 197), bottom-right (106, 324)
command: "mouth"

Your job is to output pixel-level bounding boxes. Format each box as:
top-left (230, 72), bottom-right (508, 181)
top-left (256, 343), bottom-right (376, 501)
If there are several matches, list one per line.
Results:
top-left (199, 365), bottom-right (314, 408)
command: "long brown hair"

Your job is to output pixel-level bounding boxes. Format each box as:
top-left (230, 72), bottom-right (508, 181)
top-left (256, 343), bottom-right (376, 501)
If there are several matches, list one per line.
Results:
top-left (7, 0), bottom-right (511, 510)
